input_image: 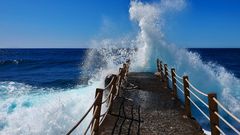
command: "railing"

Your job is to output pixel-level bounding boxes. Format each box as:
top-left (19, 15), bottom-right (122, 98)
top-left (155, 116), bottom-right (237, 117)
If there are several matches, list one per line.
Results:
top-left (66, 61), bottom-right (130, 135)
top-left (157, 59), bottom-right (240, 135)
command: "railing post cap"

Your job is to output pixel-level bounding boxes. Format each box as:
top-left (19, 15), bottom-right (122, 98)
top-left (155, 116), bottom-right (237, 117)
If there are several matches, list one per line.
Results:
top-left (96, 88), bottom-right (104, 92)
top-left (208, 93), bottom-right (217, 97)
top-left (112, 74), bottom-right (117, 77)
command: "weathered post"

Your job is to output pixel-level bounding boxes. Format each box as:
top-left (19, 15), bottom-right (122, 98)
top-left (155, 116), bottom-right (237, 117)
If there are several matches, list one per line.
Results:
top-left (119, 68), bottom-right (123, 86)
top-left (157, 59), bottom-right (160, 72)
top-left (123, 63), bottom-right (127, 79)
top-left (208, 93), bottom-right (220, 135)
top-left (183, 76), bottom-right (191, 117)
top-left (171, 68), bottom-right (177, 98)
top-left (160, 61), bottom-right (164, 82)
top-left (125, 60), bottom-right (130, 75)
top-left (110, 75), bottom-right (118, 96)
top-left (109, 85), bottom-right (115, 114)
top-left (164, 64), bottom-right (168, 88)
top-left (92, 88), bottom-right (103, 134)
top-left (123, 63), bottom-right (127, 71)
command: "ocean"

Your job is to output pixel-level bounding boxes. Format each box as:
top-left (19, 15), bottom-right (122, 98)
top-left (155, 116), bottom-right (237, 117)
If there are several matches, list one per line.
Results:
top-left (1, 48), bottom-right (240, 89)
top-left (189, 48), bottom-right (240, 78)
top-left (0, 48), bottom-right (239, 134)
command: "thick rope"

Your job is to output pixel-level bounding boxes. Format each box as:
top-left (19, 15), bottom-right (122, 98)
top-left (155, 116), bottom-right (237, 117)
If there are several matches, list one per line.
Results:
top-left (83, 116), bottom-right (95, 135)
top-left (213, 98), bottom-right (240, 124)
top-left (187, 96), bottom-right (210, 121)
top-left (185, 79), bottom-right (208, 97)
top-left (214, 112), bottom-right (240, 134)
top-left (186, 88), bottom-right (209, 108)
top-left (175, 83), bottom-right (184, 94)
top-left (66, 93), bottom-right (100, 135)
top-left (215, 125), bottom-right (226, 135)
top-left (103, 76), bottom-right (115, 90)
top-left (102, 85), bottom-right (115, 104)
top-left (167, 75), bottom-right (172, 82)
top-left (173, 70), bottom-right (182, 80)
top-left (99, 94), bottom-right (113, 125)
top-left (175, 77), bottom-right (184, 86)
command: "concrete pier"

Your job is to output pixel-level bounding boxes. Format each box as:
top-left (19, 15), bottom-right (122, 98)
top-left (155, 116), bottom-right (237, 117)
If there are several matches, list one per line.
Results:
top-left (99, 72), bottom-right (204, 135)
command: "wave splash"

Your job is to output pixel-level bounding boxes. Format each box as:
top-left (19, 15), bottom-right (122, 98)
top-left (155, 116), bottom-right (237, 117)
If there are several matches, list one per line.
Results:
top-left (0, 81), bottom-right (102, 135)
top-left (0, 0), bottom-right (240, 134)
top-left (128, 0), bottom-right (240, 131)
top-left (129, 0), bottom-right (240, 114)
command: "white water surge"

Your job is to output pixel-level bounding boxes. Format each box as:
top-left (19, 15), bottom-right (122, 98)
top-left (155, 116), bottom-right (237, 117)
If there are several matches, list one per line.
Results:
top-left (0, 0), bottom-right (239, 134)
top-left (129, 0), bottom-right (240, 114)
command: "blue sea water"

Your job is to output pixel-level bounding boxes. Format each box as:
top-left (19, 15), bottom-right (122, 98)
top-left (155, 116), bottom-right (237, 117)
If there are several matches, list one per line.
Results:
top-left (0, 48), bottom-right (239, 134)
top-left (0, 49), bottom-right (93, 88)
top-left (0, 49), bottom-right (103, 134)
top-left (1, 48), bottom-right (240, 88)
top-left (189, 48), bottom-right (240, 78)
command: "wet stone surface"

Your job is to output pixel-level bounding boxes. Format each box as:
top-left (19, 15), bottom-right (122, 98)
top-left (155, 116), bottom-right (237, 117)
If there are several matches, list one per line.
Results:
top-left (99, 72), bottom-right (204, 135)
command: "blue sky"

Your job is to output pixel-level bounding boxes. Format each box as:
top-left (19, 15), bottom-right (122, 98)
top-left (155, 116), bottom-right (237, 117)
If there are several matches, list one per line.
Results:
top-left (0, 0), bottom-right (240, 48)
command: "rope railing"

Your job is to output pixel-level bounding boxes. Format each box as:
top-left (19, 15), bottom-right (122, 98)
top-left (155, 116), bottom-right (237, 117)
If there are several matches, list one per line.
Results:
top-left (187, 87), bottom-right (209, 108)
top-left (173, 70), bottom-right (182, 80)
top-left (167, 75), bottom-right (172, 82)
top-left (175, 83), bottom-right (184, 94)
top-left (175, 76), bottom-right (184, 86)
top-left (215, 125), bottom-right (226, 135)
top-left (156, 59), bottom-right (240, 135)
top-left (185, 79), bottom-right (208, 97)
top-left (187, 96), bottom-right (210, 121)
top-left (214, 111), bottom-right (240, 134)
top-left (213, 97), bottom-right (240, 124)
top-left (66, 93), bottom-right (100, 135)
top-left (66, 61), bottom-right (130, 135)
top-left (99, 94), bottom-right (113, 125)
top-left (101, 80), bottom-right (116, 104)
top-left (103, 76), bottom-right (116, 90)
top-left (83, 117), bottom-right (95, 135)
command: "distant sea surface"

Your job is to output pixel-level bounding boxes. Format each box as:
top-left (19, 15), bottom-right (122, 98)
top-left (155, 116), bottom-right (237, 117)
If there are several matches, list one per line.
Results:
top-left (188, 48), bottom-right (240, 79)
top-left (0, 49), bottom-right (89, 88)
top-left (0, 48), bottom-right (240, 88)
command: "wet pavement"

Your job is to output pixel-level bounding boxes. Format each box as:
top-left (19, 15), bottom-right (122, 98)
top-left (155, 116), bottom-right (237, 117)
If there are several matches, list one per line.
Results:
top-left (99, 72), bottom-right (204, 135)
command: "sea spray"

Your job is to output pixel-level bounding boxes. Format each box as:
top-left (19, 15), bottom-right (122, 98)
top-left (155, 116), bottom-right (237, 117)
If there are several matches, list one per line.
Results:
top-left (0, 0), bottom-right (239, 134)
top-left (82, 0), bottom-right (240, 131)
top-left (0, 81), bottom-right (102, 135)
top-left (128, 0), bottom-right (240, 132)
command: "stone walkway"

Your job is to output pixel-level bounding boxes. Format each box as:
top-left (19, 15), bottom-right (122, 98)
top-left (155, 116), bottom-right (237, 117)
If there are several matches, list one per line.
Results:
top-left (99, 72), bottom-right (204, 135)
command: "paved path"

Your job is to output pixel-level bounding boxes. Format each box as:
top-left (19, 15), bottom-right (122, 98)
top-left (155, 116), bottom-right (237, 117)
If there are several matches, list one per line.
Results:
top-left (99, 72), bottom-right (204, 135)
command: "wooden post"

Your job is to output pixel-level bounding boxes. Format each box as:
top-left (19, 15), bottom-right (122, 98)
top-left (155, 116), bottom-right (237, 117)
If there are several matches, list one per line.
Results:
top-left (160, 61), bottom-right (164, 82)
top-left (109, 83), bottom-right (116, 114)
top-left (123, 63), bottom-right (127, 79)
top-left (92, 88), bottom-right (103, 134)
top-left (164, 64), bottom-right (168, 88)
top-left (157, 59), bottom-right (160, 72)
top-left (119, 68), bottom-right (123, 86)
top-left (109, 75), bottom-right (117, 107)
top-left (208, 93), bottom-right (220, 135)
top-left (183, 76), bottom-right (191, 117)
top-left (110, 75), bottom-right (118, 96)
top-left (171, 68), bottom-right (177, 98)
top-left (123, 63), bottom-right (127, 71)
top-left (125, 60), bottom-right (130, 74)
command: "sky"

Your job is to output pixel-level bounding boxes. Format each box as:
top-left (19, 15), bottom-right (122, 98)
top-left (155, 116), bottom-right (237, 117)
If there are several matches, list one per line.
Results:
top-left (0, 0), bottom-right (240, 48)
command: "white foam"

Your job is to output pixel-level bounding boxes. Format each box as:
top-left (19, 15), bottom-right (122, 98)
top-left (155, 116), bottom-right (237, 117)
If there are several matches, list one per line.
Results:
top-left (129, 0), bottom-right (240, 118)
top-left (0, 81), bottom-right (102, 135)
